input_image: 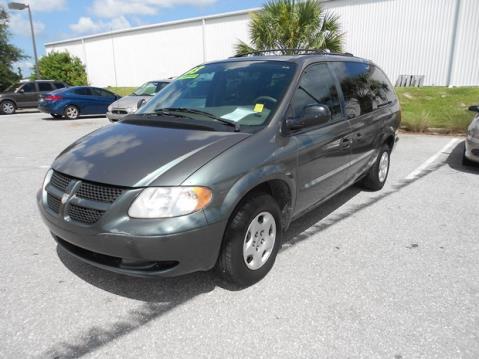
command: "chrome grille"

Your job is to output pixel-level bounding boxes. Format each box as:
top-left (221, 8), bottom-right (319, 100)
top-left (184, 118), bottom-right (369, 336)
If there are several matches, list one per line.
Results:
top-left (44, 170), bottom-right (127, 225)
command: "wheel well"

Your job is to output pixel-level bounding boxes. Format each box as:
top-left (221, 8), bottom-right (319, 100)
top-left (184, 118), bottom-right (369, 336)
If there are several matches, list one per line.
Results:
top-left (384, 135), bottom-right (395, 149)
top-left (1, 99), bottom-right (16, 107)
top-left (247, 180), bottom-right (291, 210)
top-left (237, 179), bottom-right (292, 230)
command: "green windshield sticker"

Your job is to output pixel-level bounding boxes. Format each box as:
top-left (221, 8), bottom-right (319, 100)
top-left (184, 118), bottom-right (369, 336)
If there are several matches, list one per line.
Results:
top-left (178, 65), bottom-right (205, 80)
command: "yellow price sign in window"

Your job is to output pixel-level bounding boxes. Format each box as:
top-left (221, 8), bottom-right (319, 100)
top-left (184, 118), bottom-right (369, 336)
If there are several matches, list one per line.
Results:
top-left (253, 103), bottom-right (264, 112)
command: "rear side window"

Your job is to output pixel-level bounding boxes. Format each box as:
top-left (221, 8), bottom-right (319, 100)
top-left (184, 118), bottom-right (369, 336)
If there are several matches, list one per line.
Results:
top-left (291, 62), bottom-right (342, 123)
top-left (368, 66), bottom-right (396, 105)
top-left (72, 88), bottom-right (91, 96)
top-left (38, 82), bottom-right (54, 91)
top-left (21, 82), bottom-right (37, 93)
top-left (330, 61), bottom-right (395, 118)
top-left (54, 82), bottom-right (66, 89)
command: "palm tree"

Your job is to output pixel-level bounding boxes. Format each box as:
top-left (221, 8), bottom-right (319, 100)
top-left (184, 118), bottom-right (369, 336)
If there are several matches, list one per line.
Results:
top-left (235, 0), bottom-right (344, 56)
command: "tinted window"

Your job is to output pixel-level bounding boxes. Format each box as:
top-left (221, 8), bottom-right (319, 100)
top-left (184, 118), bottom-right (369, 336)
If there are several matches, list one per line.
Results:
top-left (21, 83), bottom-right (37, 93)
top-left (291, 63), bottom-right (342, 123)
top-left (368, 66), bottom-right (396, 105)
top-left (54, 82), bottom-right (66, 89)
top-left (38, 82), bottom-right (54, 91)
top-left (91, 88), bottom-right (114, 97)
top-left (330, 61), bottom-right (395, 118)
top-left (72, 88), bottom-right (91, 96)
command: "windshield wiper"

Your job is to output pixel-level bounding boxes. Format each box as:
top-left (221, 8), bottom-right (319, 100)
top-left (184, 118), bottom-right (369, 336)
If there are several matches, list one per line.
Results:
top-left (159, 107), bottom-right (240, 132)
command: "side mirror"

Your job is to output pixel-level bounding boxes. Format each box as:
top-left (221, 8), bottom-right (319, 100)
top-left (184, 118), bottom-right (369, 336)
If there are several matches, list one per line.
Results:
top-left (286, 104), bottom-right (331, 131)
top-left (18, 88), bottom-right (25, 94)
top-left (137, 98), bottom-right (146, 109)
top-left (468, 105), bottom-right (479, 113)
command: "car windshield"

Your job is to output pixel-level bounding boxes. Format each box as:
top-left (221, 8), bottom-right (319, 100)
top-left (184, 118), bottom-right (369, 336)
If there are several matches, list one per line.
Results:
top-left (4, 83), bottom-right (21, 92)
top-left (132, 82), bottom-right (162, 96)
top-left (137, 61), bottom-right (296, 131)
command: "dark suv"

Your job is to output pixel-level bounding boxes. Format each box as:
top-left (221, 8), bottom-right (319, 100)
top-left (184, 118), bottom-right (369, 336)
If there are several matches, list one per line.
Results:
top-left (37, 52), bottom-right (400, 287)
top-left (0, 80), bottom-right (68, 114)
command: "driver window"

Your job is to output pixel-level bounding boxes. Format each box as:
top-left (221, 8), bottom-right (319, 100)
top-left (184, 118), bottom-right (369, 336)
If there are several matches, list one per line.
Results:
top-left (291, 63), bottom-right (342, 123)
top-left (20, 82), bottom-right (37, 93)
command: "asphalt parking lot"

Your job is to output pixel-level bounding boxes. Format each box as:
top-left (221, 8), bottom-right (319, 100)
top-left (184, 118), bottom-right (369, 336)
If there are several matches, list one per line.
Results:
top-left (1, 112), bottom-right (478, 359)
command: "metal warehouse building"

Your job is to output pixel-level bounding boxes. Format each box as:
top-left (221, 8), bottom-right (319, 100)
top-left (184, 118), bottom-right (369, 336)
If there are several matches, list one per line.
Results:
top-left (45, 0), bottom-right (479, 87)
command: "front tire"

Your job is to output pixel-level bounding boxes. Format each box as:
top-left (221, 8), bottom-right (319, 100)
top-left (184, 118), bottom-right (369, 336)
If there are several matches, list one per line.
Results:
top-left (64, 105), bottom-right (79, 120)
top-left (217, 193), bottom-right (282, 287)
top-left (0, 100), bottom-right (16, 115)
top-left (463, 149), bottom-right (476, 167)
top-left (360, 144), bottom-right (391, 191)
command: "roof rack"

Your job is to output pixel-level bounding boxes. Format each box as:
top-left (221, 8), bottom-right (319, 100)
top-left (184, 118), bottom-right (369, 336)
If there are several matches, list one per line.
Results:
top-left (232, 48), bottom-right (354, 58)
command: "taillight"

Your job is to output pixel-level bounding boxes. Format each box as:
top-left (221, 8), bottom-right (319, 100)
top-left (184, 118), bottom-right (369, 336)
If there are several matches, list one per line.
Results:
top-left (44, 95), bottom-right (63, 101)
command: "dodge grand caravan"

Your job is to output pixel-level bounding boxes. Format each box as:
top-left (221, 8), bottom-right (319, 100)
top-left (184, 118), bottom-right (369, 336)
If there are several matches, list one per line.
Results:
top-left (38, 52), bottom-right (400, 287)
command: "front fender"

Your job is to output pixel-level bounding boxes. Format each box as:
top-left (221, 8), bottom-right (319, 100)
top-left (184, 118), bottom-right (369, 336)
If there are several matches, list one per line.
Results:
top-left (202, 163), bottom-right (297, 227)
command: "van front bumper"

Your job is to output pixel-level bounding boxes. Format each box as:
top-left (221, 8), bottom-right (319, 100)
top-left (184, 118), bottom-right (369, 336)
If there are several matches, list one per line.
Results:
top-left (37, 190), bottom-right (226, 277)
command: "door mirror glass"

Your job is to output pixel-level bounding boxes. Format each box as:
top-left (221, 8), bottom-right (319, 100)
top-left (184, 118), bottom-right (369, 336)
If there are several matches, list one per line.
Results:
top-left (18, 88), bottom-right (25, 94)
top-left (137, 98), bottom-right (146, 109)
top-left (286, 104), bottom-right (331, 131)
top-left (469, 105), bottom-right (479, 113)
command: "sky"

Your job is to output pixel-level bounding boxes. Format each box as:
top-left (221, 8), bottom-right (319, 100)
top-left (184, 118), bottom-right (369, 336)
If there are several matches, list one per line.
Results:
top-left (2, 0), bottom-right (264, 76)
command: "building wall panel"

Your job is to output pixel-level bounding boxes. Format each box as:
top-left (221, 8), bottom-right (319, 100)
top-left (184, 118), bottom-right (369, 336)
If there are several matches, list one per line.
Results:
top-left (45, 0), bottom-right (479, 87)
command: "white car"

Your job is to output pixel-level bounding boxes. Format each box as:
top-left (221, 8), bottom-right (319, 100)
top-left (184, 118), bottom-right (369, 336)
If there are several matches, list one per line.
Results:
top-left (464, 105), bottom-right (479, 166)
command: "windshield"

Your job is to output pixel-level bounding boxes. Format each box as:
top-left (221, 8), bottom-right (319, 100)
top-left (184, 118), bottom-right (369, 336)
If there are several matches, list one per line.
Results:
top-left (137, 61), bottom-right (296, 130)
top-left (132, 81), bottom-right (167, 96)
top-left (4, 83), bottom-right (20, 92)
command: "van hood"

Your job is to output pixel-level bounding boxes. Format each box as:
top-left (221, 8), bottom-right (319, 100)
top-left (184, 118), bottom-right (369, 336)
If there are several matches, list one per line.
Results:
top-left (52, 122), bottom-right (249, 187)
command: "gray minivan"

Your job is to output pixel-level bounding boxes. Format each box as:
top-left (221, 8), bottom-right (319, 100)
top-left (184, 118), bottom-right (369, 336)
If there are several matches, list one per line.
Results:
top-left (38, 52), bottom-right (400, 287)
top-left (0, 80), bottom-right (68, 114)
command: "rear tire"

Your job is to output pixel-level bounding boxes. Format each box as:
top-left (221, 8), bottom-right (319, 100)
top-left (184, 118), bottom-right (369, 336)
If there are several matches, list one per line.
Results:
top-left (0, 100), bottom-right (16, 115)
top-left (64, 105), bottom-right (79, 120)
top-left (217, 193), bottom-right (282, 287)
top-left (360, 144), bottom-right (391, 191)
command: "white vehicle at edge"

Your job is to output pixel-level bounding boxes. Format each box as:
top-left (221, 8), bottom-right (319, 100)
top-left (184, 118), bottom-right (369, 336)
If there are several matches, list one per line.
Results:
top-left (464, 105), bottom-right (479, 165)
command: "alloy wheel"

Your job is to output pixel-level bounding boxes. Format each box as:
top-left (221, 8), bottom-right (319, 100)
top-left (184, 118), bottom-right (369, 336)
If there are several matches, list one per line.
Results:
top-left (2, 102), bottom-right (15, 114)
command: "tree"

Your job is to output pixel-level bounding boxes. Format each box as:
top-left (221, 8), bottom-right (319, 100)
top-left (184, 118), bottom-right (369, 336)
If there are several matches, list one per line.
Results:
top-left (32, 51), bottom-right (88, 86)
top-left (235, 0), bottom-right (344, 56)
top-left (0, 7), bottom-right (25, 91)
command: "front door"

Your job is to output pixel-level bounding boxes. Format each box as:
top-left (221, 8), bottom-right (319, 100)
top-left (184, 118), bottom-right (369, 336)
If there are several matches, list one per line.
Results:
top-left (290, 62), bottom-right (353, 215)
top-left (16, 82), bottom-right (39, 107)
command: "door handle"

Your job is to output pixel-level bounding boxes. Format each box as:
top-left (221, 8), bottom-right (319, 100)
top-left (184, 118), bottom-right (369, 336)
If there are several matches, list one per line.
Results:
top-left (341, 137), bottom-right (352, 148)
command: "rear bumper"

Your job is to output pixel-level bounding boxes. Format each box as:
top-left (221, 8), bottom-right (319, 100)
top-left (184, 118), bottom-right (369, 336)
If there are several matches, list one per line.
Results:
top-left (37, 190), bottom-right (227, 277)
top-left (38, 104), bottom-right (54, 114)
top-left (465, 136), bottom-right (479, 163)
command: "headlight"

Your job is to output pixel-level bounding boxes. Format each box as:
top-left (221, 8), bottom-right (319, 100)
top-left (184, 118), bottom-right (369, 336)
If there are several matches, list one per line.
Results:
top-left (468, 127), bottom-right (479, 140)
top-left (128, 187), bottom-right (212, 218)
top-left (107, 104), bottom-right (113, 112)
top-left (126, 105), bottom-right (138, 113)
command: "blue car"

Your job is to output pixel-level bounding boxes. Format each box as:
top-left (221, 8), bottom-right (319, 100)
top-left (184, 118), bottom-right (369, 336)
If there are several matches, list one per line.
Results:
top-left (38, 86), bottom-right (120, 120)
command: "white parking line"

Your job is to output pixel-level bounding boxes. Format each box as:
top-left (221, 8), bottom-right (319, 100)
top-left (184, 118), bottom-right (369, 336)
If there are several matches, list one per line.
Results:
top-left (405, 138), bottom-right (462, 180)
